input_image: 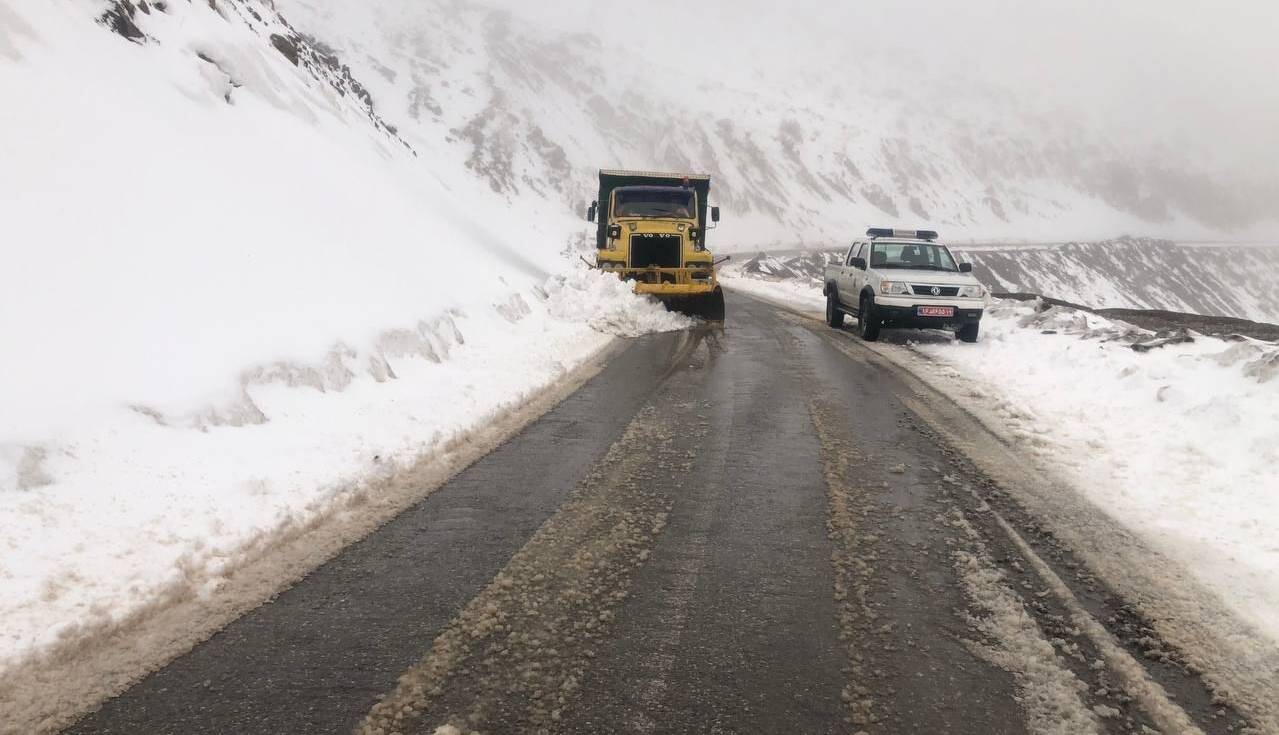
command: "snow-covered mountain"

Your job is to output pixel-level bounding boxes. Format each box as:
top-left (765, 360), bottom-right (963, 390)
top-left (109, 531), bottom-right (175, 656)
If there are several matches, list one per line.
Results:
top-left (729, 240), bottom-right (1279, 324)
top-left (964, 240), bottom-right (1279, 324)
top-left (277, 0), bottom-right (1279, 247)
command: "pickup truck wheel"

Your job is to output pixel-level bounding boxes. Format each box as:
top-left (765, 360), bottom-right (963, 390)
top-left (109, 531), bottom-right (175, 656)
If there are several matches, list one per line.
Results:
top-left (957, 322), bottom-right (980, 343)
top-left (826, 291), bottom-right (845, 328)
top-left (858, 295), bottom-right (881, 341)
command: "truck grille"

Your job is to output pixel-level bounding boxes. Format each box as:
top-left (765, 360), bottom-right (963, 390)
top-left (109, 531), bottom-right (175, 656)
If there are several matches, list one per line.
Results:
top-left (630, 234), bottom-right (682, 269)
top-left (911, 285), bottom-right (959, 297)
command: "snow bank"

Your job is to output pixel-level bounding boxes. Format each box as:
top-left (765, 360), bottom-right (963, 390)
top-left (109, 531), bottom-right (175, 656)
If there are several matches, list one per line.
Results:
top-left (0, 0), bottom-right (689, 688)
top-left (723, 273), bottom-right (1279, 646)
top-left (721, 271), bottom-right (826, 314)
top-left (0, 264), bottom-right (686, 674)
top-left (915, 299), bottom-right (1279, 643)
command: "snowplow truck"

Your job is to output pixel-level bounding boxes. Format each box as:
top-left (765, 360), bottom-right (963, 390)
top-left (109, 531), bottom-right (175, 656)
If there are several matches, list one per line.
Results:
top-left (587, 169), bottom-right (726, 320)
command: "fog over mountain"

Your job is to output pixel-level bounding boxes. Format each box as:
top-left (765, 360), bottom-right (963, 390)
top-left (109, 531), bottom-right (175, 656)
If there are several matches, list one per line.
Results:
top-left (276, 0), bottom-right (1278, 246)
top-left (482, 0), bottom-right (1279, 170)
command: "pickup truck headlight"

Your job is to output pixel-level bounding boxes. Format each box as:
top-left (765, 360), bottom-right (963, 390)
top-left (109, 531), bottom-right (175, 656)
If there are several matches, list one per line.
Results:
top-left (880, 281), bottom-right (910, 295)
top-left (958, 285), bottom-right (986, 298)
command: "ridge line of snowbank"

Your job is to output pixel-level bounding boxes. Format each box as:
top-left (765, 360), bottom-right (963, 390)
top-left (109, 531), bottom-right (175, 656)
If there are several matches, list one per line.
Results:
top-left (0, 337), bottom-right (628, 735)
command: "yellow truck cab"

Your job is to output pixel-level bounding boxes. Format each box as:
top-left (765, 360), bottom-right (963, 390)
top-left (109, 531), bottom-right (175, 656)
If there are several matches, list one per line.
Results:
top-left (587, 169), bottom-right (726, 320)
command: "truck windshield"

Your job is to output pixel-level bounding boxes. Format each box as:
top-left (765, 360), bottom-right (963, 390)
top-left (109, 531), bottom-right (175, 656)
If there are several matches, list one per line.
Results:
top-left (613, 187), bottom-right (696, 218)
top-left (870, 242), bottom-right (958, 271)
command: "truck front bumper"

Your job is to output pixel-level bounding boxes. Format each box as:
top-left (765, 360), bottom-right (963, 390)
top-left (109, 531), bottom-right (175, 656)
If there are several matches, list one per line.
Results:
top-left (634, 282), bottom-right (719, 297)
top-left (872, 296), bottom-right (985, 328)
top-left (606, 266), bottom-right (719, 297)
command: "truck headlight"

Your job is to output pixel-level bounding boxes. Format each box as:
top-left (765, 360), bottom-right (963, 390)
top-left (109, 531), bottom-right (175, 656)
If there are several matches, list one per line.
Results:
top-left (880, 281), bottom-right (910, 295)
top-left (959, 285), bottom-right (986, 298)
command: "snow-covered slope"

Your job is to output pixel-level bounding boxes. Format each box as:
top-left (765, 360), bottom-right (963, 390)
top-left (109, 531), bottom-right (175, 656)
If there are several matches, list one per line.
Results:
top-left (276, 0), bottom-right (1279, 247)
top-left (2, 0), bottom-right (535, 440)
top-left (729, 239), bottom-right (1279, 324)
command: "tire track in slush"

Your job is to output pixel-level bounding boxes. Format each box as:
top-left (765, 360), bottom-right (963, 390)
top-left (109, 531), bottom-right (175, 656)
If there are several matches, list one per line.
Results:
top-left (809, 398), bottom-right (1105, 735)
top-left (961, 503), bottom-right (1204, 735)
top-left (555, 310), bottom-right (846, 735)
top-left (583, 401), bottom-right (721, 735)
top-left (807, 400), bottom-right (883, 731)
top-left (357, 401), bottom-right (707, 735)
top-left (774, 295), bottom-right (1262, 733)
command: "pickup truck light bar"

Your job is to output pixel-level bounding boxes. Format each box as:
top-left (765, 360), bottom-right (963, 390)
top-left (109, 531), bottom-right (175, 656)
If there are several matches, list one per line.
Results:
top-left (866, 227), bottom-right (939, 240)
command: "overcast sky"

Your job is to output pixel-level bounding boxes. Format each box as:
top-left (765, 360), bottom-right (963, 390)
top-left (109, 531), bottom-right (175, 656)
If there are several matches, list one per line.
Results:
top-left (475, 0), bottom-right (1279, 179)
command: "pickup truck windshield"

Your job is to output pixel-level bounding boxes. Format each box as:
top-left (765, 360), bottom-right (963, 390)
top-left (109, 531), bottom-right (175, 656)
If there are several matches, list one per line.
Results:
top-left (613, 187), bottom-right (696, 218)
top-left (870, 242), bottom-right (958, 271)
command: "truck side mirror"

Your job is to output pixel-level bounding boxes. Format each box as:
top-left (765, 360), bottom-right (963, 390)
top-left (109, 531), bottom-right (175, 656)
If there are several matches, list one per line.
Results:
top-left (711, 206), bottom-right (721, 223)
top-left (959, 262), bottom-right (973, 273)
top-left (586, 201), bottom-right (597, 223)
top-left (851, 257), bottom-right (867, 270)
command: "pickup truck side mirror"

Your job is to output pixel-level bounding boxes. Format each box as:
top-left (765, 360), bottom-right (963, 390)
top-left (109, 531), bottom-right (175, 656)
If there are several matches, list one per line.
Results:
top-left (851, 257), bottom-right (867, 270)
top-left (959, 262), bottom-right (973, 273)
top-left (710, 206), bottom-right (721, 223)
top-left (586, 201), bottom-right (597, 223)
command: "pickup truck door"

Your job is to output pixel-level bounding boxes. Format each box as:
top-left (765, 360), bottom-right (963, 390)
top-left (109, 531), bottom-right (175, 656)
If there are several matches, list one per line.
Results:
top-left (836, 244), bottom-right (856, 306)
top-left (844, 242), bottom-right (864, 307)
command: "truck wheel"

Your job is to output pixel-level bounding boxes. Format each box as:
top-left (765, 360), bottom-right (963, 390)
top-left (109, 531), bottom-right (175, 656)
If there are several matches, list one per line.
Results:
top-left (826, 291), bottom-right (845, 328)
top-left (858, 295), bottom-right (881, 341)
top-left (957, 322), bottom-right (980, 343)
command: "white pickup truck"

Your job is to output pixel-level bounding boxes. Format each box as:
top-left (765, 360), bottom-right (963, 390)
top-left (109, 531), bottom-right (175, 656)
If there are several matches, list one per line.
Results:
top-left (823, 228), bottom-right (989, 342)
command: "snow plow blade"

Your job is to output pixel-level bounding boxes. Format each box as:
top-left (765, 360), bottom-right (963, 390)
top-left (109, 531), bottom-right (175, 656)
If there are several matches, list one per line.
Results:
top-left (592, 264), bottom-right (728, 322)
top-left (630, 271), bottom-right (725, 322)
top-left (658, 288), bottom-right (725, 321)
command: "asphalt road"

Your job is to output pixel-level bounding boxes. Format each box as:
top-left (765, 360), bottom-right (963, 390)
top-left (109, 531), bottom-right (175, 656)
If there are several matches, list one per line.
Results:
top-left (67, 293), bottom-right (1249, 735)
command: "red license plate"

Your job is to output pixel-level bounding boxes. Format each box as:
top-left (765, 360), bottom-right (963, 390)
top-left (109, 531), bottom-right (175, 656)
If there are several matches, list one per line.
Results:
top-left (917, 306), bottom-right (955, 318)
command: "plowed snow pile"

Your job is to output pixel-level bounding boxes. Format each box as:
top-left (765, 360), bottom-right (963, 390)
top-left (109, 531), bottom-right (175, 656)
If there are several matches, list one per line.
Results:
top-left (0, 0), bottom-right (687, 686)
top-left (915, 299), bottom-right (1279, 642)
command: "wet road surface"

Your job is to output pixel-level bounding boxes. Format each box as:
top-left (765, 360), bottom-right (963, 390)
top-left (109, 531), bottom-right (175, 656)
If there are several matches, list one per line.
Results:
top-left (67, 293), bottom-right (1249, 735)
